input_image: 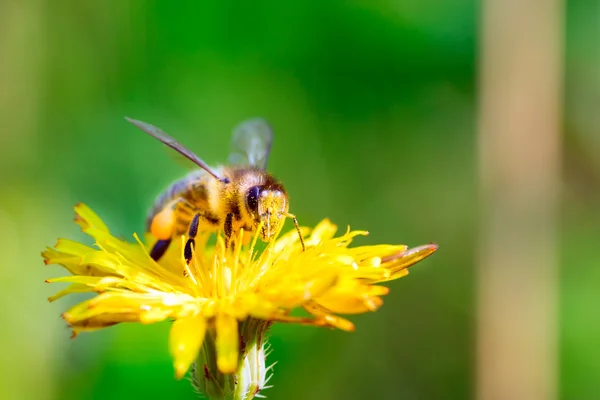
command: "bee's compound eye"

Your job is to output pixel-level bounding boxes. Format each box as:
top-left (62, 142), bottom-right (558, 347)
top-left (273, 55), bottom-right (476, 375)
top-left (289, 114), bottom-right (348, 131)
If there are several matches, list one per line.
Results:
top-left (246, 186), bottom-right (261, 213)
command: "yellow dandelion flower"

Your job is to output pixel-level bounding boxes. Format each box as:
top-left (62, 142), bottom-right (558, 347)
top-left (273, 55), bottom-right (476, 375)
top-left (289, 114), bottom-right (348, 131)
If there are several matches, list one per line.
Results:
top-left (43, 203), bottom-right (437, 399)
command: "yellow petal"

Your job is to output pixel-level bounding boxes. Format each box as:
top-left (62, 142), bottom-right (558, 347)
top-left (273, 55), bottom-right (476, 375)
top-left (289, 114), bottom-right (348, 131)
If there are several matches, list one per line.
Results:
top-left (46, 275), bottom-right (121, 285)
top-left (46, 275), bottom-right (159, 295)
top-left (43, 240), bottom-right (111, 276)
top-left (169, 315), bottom-right (207, 379)
top-left (271, 226), bottom-right (311, 254)
top-left (382, 243), bottom-right (437, 267)
top-left (348, 244), bottom-right (407, 260)
top-left (74, 202), bottom-right (110, 235)
top-left (345, 266), bottom-right (390, 281)
top-left (232, 293), bottom-right (279, 320)
top-left (64, 312), bottom-right (141, 331)
top-left (376, 244), bottom-right (438, 283)
top-left (316, 279), bottom-right (388, 314)
top-left (48, 283), bottom-right (93, 302)
top-left (303, 302), bottom-right (355, 331)
top-left (215, 314), bottom-right (239, 374)
top-left (79, 252), bottom-right (125, 275)
top-left (62, 291), bottom-right (196, 329)
top-left (305, 219), bottom-right (338, 245)
top-left (319, 295), bottom-right (384, 314)
top-left (376, 268), bottom-right (410, 283)
top-left (321, 314), bottom-right (355, 331)
top-left (259, 271), bottom-right (339, 308)
top-left (139, 308), bottom-right (174, 324)
top-left (52, 239), bottom-right (95, 257)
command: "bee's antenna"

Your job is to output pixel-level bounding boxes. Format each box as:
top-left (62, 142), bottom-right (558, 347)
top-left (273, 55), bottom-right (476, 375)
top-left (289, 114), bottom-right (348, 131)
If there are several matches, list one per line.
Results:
top-left (125, 116), bottom-right (230, 184)
top-left (283, 212), bottom-right (305, 251)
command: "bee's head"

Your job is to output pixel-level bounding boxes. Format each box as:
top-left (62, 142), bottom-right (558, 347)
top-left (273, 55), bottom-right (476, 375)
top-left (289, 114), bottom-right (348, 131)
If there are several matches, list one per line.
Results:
top-left (245, 184), bottom-right (289, 241)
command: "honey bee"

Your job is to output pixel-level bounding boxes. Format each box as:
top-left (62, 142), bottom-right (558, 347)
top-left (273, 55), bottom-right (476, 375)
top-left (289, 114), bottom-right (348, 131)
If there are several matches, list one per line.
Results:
top-left (125, 116), bottom-right (305, 261)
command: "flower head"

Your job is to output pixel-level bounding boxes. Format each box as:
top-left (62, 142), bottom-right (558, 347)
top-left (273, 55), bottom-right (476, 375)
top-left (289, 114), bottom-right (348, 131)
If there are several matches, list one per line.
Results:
top-left (43, 203), bottom-right (436, 398)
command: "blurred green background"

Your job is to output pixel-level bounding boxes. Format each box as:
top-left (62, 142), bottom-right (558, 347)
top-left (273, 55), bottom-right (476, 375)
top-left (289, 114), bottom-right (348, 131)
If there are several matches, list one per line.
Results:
top-left (0, 1), bottom-right (598, 399)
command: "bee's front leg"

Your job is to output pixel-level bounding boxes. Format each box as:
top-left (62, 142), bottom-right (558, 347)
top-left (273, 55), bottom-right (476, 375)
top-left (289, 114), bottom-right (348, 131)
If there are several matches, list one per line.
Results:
top-left (184, 212), bottom-right (201, 264)
top-left (184, 211), bottom-right (234, 264)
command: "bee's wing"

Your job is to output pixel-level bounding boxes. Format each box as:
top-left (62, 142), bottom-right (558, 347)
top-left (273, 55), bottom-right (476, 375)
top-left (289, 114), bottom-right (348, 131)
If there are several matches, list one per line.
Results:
top-left (228, 118), bottom-right (273, 170)
top-left (165, 149), bottom-right (202, 171)
top-left (125, 117), bottom-right (228, 183)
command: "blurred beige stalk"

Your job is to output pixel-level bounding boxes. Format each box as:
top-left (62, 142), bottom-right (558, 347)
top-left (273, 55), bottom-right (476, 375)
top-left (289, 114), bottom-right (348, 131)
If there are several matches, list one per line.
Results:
top-left (477, 0), bottom-right (563, 399)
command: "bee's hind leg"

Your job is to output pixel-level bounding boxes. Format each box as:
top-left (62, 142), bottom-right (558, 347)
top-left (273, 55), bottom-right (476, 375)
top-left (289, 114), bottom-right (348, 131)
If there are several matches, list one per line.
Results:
top-left (149, 197), bottom-right (197, 262)
top-left (150, 238), bottom-right (172, 261)
top-left (224, 213), bottom-right (234, 249)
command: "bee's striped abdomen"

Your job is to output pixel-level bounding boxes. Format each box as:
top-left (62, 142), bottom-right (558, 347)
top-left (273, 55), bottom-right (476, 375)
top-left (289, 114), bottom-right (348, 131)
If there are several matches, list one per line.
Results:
top-left (146, 169), bottom-right (223, 239)
top-left (146, 178), bottom-right (189, 231)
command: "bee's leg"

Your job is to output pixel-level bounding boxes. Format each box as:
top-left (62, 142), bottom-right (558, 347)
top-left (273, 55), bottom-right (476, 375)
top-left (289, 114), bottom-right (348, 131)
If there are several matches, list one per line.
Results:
top-left (184, 212), bottom-right (201, 264)
top-left (224, 213), bottom-right (234, 249)
top-left (150, 238), bottom-right (172, 261)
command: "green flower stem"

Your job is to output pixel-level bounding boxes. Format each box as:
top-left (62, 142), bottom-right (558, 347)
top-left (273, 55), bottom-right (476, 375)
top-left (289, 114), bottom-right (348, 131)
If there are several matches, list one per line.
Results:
top-left (193, 318), bottom-right (272, 400)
